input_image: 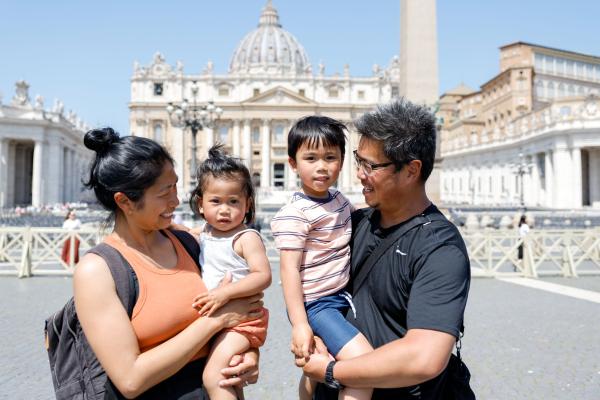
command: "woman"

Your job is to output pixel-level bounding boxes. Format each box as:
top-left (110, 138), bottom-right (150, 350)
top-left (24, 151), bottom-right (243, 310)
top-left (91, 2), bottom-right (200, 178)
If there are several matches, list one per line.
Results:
top-left (74, 127), bottom-right (263, 399)
top-left (61, 209), bottom-right (82, 265)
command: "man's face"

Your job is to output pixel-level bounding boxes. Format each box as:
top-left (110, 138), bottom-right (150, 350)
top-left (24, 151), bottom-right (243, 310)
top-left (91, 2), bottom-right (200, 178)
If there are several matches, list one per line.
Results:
top-left (355, 137), bottom-right (404, 211)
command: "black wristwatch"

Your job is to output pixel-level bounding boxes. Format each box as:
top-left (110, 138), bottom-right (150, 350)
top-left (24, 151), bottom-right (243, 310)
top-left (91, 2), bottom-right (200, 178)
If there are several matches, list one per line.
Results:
top-left (324, 360), bottom-right (344, 390)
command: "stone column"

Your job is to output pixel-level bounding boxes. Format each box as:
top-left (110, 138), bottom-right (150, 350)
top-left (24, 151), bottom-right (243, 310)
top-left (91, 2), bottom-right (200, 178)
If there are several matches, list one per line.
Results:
top-left (342, 122), bottom-right (352, 191)
top-left (242, 120), bottom-right (252, 169)
top-left (261, 119), bottom-right (271, 188)
top-left (571, 148), bottom-right (582, 208)
top-left (171, 126), bottom-right (186, 197)
top-left (589, 149), bottom-right (600, 207)
top-left (552, 148), bottom-right (571, 208)
top-left (31, 140), bottom-right (44, 207)
top-left (0, 139), bottom-right (7, 208)
top-left (544, 151), bottom-right (554, 207)
top-left (47, 140), bottom-right (63, 204)
top-left (232, 120), bottom-right (241, 157)
top-left (204, 127), bottom-right (214, 152)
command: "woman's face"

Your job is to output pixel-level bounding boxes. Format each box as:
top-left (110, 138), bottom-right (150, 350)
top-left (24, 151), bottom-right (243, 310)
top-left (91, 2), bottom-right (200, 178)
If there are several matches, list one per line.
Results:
top-left (128, 162), bottom-right (180, 231)
top-left (68, 211), bottom-right (76, 219)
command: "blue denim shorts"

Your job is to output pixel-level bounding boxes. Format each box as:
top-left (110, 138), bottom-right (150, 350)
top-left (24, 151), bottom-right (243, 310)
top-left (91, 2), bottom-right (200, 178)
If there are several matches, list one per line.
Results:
top-left (305, 290), bottom-right (360, 357)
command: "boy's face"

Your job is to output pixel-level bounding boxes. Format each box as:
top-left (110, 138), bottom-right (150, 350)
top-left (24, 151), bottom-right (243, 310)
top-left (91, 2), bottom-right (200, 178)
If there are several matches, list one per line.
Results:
top-left (289, 141), bottom-right (343, 198)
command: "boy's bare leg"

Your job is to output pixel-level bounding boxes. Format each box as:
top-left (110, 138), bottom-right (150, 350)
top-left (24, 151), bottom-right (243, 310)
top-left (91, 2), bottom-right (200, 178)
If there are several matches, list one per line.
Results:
top-left (335, 333), bottom-right (374, 400)
top-left (203, 331), bottom-right (251, 400)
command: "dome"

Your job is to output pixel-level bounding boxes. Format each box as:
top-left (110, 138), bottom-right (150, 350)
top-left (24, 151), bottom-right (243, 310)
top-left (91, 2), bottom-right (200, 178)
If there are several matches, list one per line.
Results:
top-left (229, 1), bottom-right (311, 76)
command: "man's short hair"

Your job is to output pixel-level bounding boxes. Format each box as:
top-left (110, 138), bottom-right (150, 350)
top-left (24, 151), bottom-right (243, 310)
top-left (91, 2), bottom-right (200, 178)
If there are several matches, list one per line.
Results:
top-left (354, 98), bottom-right (437, 181)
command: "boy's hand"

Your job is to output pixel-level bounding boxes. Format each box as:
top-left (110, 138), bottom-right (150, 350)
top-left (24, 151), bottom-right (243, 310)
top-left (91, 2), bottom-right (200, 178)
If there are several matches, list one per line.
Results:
top-left (291, 323), bottom-right (314, 359)
top-left (192, 287), bottom-right (230, 316)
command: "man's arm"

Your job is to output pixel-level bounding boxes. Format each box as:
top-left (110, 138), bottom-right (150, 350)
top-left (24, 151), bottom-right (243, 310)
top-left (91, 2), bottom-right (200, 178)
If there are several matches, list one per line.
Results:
top-left (303, 328), bottom-right (455, 388)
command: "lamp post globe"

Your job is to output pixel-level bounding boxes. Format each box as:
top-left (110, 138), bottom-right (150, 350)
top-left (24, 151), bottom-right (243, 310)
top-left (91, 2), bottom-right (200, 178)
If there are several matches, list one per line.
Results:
top-left (166, 81), bottom-right (223, 195)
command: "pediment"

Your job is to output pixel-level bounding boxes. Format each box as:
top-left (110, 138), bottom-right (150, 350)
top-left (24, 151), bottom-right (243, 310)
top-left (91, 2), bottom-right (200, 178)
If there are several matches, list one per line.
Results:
top-left (242, 86), bottom-right (315, 106)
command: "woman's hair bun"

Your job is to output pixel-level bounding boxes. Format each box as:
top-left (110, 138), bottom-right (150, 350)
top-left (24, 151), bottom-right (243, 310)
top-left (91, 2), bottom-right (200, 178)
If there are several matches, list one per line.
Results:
top-left (84, 127), bottom-right (120, 154)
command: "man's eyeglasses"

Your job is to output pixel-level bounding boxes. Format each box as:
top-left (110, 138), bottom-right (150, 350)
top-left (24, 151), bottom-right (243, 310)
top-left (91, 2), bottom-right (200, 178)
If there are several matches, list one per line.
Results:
top-left (353, 150), bottom-right (395, 176)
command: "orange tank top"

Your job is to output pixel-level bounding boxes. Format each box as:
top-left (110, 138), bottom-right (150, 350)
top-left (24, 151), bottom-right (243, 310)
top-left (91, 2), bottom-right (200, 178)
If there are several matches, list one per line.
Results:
top-left (104, 230), bottom-right (209, 358)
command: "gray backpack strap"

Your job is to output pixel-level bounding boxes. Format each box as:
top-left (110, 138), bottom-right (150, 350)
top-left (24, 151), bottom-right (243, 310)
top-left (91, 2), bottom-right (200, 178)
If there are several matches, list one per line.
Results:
top-left (87, 243), bottom-right (136, 317)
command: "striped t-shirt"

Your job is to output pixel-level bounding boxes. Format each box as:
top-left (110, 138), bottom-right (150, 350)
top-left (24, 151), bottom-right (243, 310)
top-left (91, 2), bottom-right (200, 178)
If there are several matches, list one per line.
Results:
top-left (271, 189), bottom-right (353, 302)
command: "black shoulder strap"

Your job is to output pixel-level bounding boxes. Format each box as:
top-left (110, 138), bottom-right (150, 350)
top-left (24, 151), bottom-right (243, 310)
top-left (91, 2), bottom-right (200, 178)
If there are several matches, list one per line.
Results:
top-left (87, 243), bottom-right (136, 317)
top-left (351, 213), bottom-right (432, 296)
top-left (169, 229), bottom-right (201, 270)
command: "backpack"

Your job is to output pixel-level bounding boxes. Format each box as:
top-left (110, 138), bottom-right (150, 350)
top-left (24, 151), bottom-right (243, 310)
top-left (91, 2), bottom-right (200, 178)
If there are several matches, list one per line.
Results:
top-left (44, 229), bottom-right (200, 400)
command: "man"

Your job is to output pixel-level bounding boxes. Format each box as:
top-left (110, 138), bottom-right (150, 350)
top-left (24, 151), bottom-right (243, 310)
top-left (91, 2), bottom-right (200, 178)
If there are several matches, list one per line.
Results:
top-left (302, 99), bottom-right (471, 399)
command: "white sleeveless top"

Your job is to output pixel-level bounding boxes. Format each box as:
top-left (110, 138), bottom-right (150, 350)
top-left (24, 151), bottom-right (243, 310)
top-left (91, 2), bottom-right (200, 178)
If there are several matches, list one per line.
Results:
top-left (199, 225), bottom-right (261, 290)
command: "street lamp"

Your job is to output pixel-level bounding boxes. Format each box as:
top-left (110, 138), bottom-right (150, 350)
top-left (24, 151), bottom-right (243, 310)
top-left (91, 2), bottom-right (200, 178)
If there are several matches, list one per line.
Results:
top-left (510, 152), bottom-right (534, 210)
top-left (167, 81), bottom-right (223, 192)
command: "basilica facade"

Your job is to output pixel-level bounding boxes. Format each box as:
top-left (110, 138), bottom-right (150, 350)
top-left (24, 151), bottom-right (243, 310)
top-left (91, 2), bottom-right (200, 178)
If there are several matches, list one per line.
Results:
top-left (0, 81), bottom-right (91, 208)
top-left (129, 1), bottom-right (403, 200)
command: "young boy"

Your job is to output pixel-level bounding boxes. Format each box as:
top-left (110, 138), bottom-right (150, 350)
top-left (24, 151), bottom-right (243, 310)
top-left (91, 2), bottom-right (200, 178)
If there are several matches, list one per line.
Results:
top-left (271, 116), bottom-right (373, 400)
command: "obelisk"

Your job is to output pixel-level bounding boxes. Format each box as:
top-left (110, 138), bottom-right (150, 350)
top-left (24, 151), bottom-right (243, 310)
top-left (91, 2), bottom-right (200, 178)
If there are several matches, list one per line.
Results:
top-left (399, 0), bottom-right (439, 104)
top-left (400, 0), bottom-right (441, 203)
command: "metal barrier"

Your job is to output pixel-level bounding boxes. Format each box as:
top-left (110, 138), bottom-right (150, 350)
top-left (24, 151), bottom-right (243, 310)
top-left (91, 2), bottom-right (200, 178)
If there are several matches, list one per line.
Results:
top-left (461, 229), bottom-right (600, 277)
top-left (1, 226), bottom-right (599, 278)
top-left (0, 227), bottom-right (103, 277)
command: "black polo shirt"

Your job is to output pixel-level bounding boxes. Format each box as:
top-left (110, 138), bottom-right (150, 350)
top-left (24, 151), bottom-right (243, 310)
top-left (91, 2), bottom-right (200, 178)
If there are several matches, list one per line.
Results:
top-left (315, 204), bottom-right (471, 400)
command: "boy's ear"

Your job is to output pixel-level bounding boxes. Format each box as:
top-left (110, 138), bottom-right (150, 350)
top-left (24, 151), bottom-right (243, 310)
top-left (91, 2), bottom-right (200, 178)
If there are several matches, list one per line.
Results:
top-left (288, 156), bottom-right (297, 171)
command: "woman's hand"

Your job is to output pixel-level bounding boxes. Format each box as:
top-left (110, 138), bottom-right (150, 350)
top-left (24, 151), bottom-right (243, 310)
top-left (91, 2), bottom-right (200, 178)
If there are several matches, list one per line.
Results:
top-left (206, 293), bottom-right (264, 329)
top-left (219, 348), bottom-right (260, 388)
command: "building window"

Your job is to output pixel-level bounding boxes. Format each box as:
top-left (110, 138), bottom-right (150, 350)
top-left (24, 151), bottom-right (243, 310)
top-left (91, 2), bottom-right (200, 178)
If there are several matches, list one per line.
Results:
top-left (154, 83), bottom-right (163, 96)
top-left (218, 126), bottom-right (229, 143)
top-left (218, 86), bottom-right (230, 96)
top-left (253, 150), bottom-right (260, 156)
top-left (328, 86), bottom-right (339, 98)
top-left (273, 163), bottom-right (285, 187)
top-left (299, 89), bottom-right (306, 97)
top-left (391, 86), bottom-right (399, 98)
top-left (252, 127), bottom-right (260, 144)
top-left (273, 124), bottom-right (285, 144)
top-left (153, 123), bottom-right (163, 142)
top-left (253, 88), bottom-right (260, 96)
top-left (358, 90), bottom-right (365, 100)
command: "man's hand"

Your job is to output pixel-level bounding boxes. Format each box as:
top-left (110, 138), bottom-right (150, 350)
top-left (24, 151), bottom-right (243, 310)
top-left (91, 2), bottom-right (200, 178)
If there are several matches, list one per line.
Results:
top-left (219, 348), bottom-right (260, 388)
top-left (192, 287), bottom-right (230, 316)
top-left (291, 323), bottom-right (314, 359)
top-left (301, 337), bottom-right (334, 383)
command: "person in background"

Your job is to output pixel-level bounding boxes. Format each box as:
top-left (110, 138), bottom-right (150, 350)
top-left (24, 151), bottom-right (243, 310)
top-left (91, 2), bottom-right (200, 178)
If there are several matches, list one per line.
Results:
top-left (61, 209), bottom-right (82, 265)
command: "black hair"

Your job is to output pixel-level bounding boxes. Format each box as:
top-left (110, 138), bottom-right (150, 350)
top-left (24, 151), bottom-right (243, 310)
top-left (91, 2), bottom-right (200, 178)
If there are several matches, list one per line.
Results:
top-left (354, 98), bottom-right (437, 181)
top-left (519, 215), bottom-right (527, 227)
top-left (189, 144), bottom-right (255, 224)
top-left (287, 116), bottom-right (347, 160)
top-left (83, 127), bottom-right (174, 221)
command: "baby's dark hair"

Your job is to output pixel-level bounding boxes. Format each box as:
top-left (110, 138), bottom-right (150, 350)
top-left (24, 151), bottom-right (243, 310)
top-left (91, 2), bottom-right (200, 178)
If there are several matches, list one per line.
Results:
top-left (287, 116), bottom-right (347, 160)
top-left (189, 144), bottom-right (255, 224)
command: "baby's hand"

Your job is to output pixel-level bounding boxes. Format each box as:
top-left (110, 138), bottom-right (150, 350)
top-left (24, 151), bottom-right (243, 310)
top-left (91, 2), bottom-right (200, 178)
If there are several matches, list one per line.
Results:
top-left (192, 288), bottom-right (230, 316)
top-left (291, 323), bottom-right (314, 359)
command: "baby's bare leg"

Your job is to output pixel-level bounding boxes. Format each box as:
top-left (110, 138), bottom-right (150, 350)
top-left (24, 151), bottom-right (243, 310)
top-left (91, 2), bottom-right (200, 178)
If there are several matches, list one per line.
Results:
top-left (203, 331), bottom-right (251, 400)
top-left (335, 333), bottom-right (374, 400)
top-left (299, 373), bottom-right (316, 400)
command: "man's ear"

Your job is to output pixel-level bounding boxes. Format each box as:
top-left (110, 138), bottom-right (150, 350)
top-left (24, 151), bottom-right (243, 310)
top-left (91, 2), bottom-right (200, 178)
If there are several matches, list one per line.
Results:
top-left (288, 156), bottom-right (297, 172)
top-left (406, 160), bottom-right (423, 182)
top-left (114, 192), bottom-right (134, 215)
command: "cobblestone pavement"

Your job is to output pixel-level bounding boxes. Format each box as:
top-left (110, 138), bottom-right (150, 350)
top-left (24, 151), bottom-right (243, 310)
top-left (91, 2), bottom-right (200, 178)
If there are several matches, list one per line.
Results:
top-left (1, 272), bottom-right (599, 399)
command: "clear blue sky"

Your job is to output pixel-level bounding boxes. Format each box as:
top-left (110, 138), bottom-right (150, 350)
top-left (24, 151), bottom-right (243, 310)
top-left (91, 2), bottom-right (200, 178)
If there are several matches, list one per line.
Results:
top-left (2, 0), bottom-right (599, 135)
